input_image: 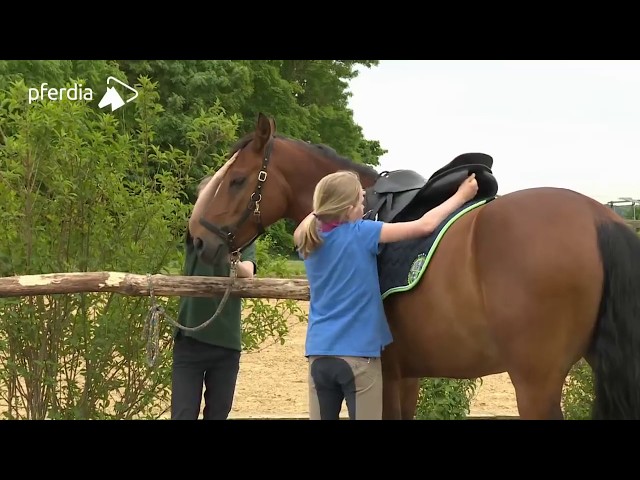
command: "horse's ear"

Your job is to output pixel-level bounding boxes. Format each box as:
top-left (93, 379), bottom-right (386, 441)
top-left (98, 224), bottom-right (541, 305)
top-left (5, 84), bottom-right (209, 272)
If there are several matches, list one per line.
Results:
top-left (254, 112), bottom-right (275, 153)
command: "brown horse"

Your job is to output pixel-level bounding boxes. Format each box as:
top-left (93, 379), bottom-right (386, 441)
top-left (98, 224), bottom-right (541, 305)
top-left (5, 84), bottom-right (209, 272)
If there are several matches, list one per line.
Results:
top-left (188, 113), bottom-right (640, 420)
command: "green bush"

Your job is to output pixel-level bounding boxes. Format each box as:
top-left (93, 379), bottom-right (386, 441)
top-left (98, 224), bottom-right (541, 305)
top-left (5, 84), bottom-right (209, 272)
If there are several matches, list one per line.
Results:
top-left (0, 78), bottom-right (304, 419)
top-left (562, 359), bottom-right (594, 420)
top-left (244, 233), bottom-right (307, 351)
top-left (415, 377), bottom-right (482, 420)
top-left (0, 77), bottom-right (190, 419)
top-left (255, 233), bottom-right (293, 278)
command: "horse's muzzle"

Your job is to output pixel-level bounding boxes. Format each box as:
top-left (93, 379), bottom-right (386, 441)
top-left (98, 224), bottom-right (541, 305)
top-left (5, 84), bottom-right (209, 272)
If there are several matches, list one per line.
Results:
top-left (193, 235), bottom-right (226, 265)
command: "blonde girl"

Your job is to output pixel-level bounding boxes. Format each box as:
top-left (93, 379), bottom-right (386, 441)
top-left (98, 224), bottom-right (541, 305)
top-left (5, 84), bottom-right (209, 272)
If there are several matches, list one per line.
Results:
top-left (293, 170), bottom-right (478, 420)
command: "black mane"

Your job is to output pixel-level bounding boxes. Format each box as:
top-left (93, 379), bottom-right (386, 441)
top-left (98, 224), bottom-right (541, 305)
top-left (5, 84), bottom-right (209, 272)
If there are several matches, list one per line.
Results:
top-left (230, 132), bottom-right (255, 153)
top-left (229, 133), bottom-right (379, 180)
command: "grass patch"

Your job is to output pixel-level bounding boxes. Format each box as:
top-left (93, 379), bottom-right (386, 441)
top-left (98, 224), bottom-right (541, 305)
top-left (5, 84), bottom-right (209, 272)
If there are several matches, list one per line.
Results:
top-left (284, 259), bottom-right (306, 278)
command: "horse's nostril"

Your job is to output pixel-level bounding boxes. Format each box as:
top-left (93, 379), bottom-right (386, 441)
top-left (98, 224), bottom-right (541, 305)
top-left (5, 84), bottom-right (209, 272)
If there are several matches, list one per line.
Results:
top-left (193, 237), bottom-right (204, 251)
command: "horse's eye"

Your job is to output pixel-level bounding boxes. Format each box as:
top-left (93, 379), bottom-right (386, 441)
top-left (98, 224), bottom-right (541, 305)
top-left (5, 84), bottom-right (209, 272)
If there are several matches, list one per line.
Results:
top-left (230, 177), bottom-right (246, 188)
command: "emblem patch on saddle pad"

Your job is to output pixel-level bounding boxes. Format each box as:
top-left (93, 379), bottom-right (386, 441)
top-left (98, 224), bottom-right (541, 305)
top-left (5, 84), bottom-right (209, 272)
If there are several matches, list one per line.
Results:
top-left (407, 253), bottom-right (428, 284)
top-left (378, 196), bottom-right (495, 299)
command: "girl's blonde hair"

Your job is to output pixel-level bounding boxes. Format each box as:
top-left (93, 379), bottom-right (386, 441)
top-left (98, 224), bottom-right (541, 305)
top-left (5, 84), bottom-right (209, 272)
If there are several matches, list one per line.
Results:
top-left (297, 170), bottom-right (363, 258)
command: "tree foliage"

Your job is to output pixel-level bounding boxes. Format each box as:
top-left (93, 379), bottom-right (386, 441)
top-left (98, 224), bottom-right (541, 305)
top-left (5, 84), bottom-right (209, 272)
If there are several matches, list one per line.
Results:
top-left (1, 60), bottom-right (387, 252)
top-left (0, 72), bottom-right (305, 419)
top-left (113, 60), bottom-right (386, 165)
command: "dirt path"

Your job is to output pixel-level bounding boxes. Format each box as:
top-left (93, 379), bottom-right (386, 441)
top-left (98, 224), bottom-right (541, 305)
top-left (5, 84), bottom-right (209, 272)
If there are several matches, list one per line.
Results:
top-left (230, 301), bottom-right (519, 419)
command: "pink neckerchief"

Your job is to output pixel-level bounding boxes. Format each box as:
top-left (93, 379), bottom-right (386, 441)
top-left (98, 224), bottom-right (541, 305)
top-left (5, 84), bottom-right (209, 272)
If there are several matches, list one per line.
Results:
top-left (320, 221), bottom-right (344, 233)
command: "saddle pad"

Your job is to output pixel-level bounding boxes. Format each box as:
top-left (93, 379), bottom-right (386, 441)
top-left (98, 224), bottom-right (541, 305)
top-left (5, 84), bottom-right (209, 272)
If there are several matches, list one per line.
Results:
top-left (378, 197), bottom-right (494, 299)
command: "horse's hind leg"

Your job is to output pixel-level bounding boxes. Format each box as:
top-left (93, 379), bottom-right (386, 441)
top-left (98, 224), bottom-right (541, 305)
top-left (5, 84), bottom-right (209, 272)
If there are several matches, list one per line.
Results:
top-left (509, 372), bottom-right (566, 420)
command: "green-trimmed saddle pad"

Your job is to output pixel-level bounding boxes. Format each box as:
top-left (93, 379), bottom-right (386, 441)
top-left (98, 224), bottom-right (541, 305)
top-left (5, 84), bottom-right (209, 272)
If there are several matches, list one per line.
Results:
top-left (379, 197), bottom-right (494, 299)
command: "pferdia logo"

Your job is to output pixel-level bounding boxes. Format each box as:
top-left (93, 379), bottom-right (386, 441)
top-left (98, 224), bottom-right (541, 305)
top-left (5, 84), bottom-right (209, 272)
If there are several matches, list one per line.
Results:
top-left (28, 76), bottom-right (139, 112)
top-left (98, 77), bottom-right (139, 112)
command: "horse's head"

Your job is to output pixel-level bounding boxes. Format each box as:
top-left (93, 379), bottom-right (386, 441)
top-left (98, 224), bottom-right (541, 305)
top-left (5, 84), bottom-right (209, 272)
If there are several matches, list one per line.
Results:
top-left (189, 112), bottom-right (380, 264)
top-left (189, 113), bottom-right (293, 264)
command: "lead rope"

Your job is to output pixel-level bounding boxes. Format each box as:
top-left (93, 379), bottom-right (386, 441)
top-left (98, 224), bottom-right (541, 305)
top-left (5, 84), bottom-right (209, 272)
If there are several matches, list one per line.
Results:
top-left (142, 253), bottom-right (240, 367)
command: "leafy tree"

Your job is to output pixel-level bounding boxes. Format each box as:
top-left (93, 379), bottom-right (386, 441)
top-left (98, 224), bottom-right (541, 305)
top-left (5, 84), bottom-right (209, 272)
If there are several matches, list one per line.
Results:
top-left (0, 60), bottom-right (388, 253)
top-left (0, 60), bottom-right (122, 94)
top-left (0, 75), bottom-right (303, 419)
top-left (0, 77), bottom-right (188, 418)
top-left (115, 60), bottom-right (386, 166)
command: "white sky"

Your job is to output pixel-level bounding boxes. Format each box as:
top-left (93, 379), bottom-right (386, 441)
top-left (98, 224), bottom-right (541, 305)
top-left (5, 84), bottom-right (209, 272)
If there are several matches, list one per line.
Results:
top-left (347, 60), bottom-right (640, 204)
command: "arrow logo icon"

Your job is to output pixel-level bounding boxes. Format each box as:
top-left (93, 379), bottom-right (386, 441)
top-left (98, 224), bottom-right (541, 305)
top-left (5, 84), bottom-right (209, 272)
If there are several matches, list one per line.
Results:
top-left (98, 76), bottom-right (139, 112)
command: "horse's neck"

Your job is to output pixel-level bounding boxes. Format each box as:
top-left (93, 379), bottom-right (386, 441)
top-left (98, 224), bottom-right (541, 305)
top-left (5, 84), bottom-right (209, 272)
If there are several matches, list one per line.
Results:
top-left (360, 174), bottom-right (378, 189)
top-left (319, 156), bottom-right (378, 188)
top-left (287, 157), bottom-right (377, 223)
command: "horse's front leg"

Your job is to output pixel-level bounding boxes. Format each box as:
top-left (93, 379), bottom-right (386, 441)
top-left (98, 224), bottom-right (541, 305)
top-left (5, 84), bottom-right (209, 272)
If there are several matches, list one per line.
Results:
top-left (399, 377), bottom-right (420, 420)
top-left (381, 345), bottom-right (403, 419)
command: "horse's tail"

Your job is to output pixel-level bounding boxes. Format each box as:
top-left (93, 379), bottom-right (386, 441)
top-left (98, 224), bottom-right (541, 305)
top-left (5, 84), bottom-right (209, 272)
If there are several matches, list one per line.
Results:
top-left (591, 220), bottom-right (640, 419)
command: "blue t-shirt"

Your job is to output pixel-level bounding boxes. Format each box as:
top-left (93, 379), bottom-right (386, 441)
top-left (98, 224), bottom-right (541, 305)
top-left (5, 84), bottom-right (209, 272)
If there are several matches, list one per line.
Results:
top-left (302, 219), bottom-right (392, 358)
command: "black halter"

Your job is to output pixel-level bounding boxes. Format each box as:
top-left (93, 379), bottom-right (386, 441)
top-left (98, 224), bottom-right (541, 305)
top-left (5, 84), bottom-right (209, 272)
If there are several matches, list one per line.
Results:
top-left (198, 137), bottom-right (274, 253)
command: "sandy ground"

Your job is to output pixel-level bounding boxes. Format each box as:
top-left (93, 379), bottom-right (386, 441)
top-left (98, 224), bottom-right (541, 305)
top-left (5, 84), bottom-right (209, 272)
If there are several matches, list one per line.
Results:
top-left (230, 301), bottom-right (520, 419)
top-left (0, 299), bottom-right (519, 419)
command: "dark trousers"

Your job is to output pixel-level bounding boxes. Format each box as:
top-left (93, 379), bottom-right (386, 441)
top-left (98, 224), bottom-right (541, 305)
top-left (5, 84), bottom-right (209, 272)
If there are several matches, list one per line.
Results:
top-left (171, 333), bottom-right (241, 420)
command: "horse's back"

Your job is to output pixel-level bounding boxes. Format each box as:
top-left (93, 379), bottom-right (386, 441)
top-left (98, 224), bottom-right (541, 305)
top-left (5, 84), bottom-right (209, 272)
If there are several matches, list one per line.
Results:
top-left (479, 186), bottom-right (619, 224)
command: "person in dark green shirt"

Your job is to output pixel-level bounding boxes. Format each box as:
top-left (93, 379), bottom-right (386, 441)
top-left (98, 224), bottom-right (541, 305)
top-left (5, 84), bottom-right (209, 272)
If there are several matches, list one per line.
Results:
top-left (171, 175), bottom-right (257, 420)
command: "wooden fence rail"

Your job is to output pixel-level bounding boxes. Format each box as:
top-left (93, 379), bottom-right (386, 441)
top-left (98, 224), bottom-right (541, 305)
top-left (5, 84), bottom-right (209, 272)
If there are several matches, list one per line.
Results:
top-left (0, 272), bottom-right (310, 300)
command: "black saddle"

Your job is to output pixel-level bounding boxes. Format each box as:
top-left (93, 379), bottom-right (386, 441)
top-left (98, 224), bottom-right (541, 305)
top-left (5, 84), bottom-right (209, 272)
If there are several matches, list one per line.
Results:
top-left (364, 153), bottom-right (498, 223)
